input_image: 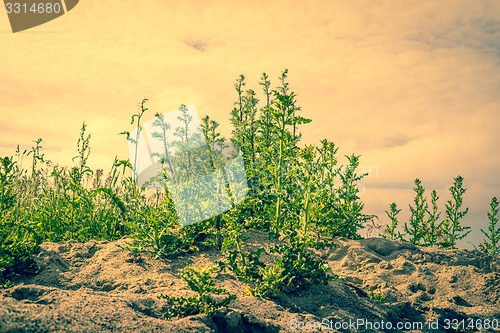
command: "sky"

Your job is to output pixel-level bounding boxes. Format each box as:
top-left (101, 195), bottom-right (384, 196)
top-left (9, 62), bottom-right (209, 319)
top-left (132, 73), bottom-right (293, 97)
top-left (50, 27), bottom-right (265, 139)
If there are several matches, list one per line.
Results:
top-left (1, 0), bottom-right (499, 249)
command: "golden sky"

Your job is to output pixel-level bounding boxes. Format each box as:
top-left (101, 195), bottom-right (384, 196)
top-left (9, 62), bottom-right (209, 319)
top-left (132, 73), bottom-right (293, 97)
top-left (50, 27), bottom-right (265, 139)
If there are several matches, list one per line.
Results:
top-left (1, 0), bottom-right (499, 248)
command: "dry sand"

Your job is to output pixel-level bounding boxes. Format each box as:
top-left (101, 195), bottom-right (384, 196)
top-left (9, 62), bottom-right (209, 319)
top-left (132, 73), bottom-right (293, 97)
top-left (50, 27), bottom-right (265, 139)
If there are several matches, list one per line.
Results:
top-left (1, 230), bottom-right (499, 332)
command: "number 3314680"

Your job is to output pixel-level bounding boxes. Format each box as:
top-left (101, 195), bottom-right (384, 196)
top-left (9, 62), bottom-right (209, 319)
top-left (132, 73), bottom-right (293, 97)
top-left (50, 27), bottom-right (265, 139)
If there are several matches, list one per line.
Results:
top-left (5, 2), bottom-right (62, 14)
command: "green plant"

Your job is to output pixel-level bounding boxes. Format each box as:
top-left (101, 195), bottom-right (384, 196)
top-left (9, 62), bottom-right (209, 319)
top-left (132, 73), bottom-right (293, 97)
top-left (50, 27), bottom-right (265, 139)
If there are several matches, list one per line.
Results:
top-left (268, 88), bottom-right (311, 237)
top-left (27, 138), bottom-right (44, 177)
top-left (293, 144), bottom-right (323, 237)
top-left (2, 70), bottom-right (445, 305)
top-left (0, 157), bottom-right (17, 213)
top-left (253, 230), bottom-right (336, 298)
top-left (333, 154), bottom-right (370, 238)
top-left (150, 112), bottom-right (175, 178)
top-left (0, 279), bottom-right (14, 289)
top-left (119, 98), bottom-right (149, 184)
top-left (383, 202), bottom-right (402, 240)
top-left (440, 176), bottom-right (470, 249)
top-left (252, 263), bottom-right (286, 299)
top-left (405, 178), bottom-right (428, 246)
top-left (387, 177), bottom-right (472, 249)
top-left (0, 222), bottom-right (39, 286)
top-left (370, 289), bottom-right (388, 303)
top-left (216, 206), bottom-right (267, 282)
top-left (218, 246), bottom-right (266, 283)
top-left (158, 266), bottom-right (235, 320)
top-left (258, 73), bottom-right (273, 149)
top-left (477, 197), bottom-right (500, 256)
top-left (118, 206), bottom-right (179, 259)
top-left (236, 70), bottom-right (310, 238)
top-left (71, 122), bottom-right (93, 187)
top-left (200, 115), bottom-right (229, 250)
top-left (423, 190), bottom-right (442, 246)
top-left (218, 226), bottom-right (335, 299)
top-left (310, 153), bottom-right (370, 240)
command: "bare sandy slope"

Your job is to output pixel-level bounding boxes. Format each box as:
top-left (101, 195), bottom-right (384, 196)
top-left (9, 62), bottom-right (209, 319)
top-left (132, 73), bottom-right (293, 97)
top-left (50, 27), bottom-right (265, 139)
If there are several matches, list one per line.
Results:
top-left (1, 231), bottom-right (499, 333)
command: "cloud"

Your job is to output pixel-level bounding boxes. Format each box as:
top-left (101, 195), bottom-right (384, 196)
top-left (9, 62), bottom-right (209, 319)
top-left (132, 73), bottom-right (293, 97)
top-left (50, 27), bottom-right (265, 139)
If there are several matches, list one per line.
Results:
top-left (184, 39), bottom-right (207, 52)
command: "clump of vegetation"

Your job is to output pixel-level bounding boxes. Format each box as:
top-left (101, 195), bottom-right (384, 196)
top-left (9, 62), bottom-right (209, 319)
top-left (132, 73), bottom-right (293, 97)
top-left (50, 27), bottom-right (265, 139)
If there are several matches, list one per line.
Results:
top-left (0, 68), bottom-right (495, 314)
top-left (404, 178), bottom-right (429, 246)
top-left (423, 189), bottom-right (442, 247)
top-left (383, 176), bottom-right (473, 250)
top-left (476, 197), bottom-right (500, 256)
top-left (254, 230), bottom-right (336, 298)
top-left (440, 176), bottom-right (471, 249)
top-left (158, 266), bottom-right (235, 319)
top-left (369, 288), bottom-right (388, 304)
top-left (383, 202), bottom-right (402, 241)
top-left (1, 154), bottom-right (39, 287)
top-left (217, 228), bottom-right (336, 299)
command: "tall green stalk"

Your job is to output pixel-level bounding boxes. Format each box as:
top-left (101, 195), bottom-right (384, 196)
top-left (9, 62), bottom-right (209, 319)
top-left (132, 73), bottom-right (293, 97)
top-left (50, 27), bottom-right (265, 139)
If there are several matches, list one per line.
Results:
top-left (423, 190), bottom-right (442, 246)
top-left (384, 202), bottom-right (402, 240)
top-left (440, 176), bottom-right (470, 249)
top-left (405, 178), bottom-right (428, 245)
top-left (478, 197), bottom-right (500, 255)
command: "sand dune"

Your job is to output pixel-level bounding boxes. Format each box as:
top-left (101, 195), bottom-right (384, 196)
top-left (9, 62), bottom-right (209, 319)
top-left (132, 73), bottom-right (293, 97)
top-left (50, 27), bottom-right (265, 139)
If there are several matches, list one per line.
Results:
top-left (1, 231), bottom-right (499, 332)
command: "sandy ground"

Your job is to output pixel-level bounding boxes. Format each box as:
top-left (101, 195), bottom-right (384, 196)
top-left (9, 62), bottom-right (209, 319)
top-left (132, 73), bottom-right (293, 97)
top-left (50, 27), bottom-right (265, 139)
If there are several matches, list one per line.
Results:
top-left (1, 230), bottom-right (499, 332)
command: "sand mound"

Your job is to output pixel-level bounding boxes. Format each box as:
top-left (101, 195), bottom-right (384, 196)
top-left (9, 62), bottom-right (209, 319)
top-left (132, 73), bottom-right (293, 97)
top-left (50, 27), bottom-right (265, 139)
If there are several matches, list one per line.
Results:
top-left (1, 231), bottom-right (499, 332)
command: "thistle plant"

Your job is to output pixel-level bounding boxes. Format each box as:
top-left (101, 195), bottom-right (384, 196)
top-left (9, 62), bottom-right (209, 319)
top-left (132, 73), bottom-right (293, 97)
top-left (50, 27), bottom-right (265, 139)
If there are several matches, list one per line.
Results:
top-left (158, 266), bottom-right (235, 320)
top-left (423, 190), bottom-right (442, 247)
top-left (0, 157), bottom-right (17, 213)
top-left (477, 197), bottom-right (500, 256)
top-left (200, 115), bottom-right (228, 250)
top-left (253, 229), bottom-right (336, 298)
top-left (258, 73), bottom-right (273, 149)
top-left (404, 179), bottom-right (428, 246)
top-left (293, 144), bottom-right (321, 237)
top-left (174, 104), bottom-right (195, 177)
top-left (151, 112), bottom-right (175, 178)
top-left (201, 115), bottom-right (224, 156)
top-left (265, 87), bottom-right (311, 237)
top-left (383, 202), bottom-right (402, 240)
top-left (305, 140), bottom-right (339, 238)
top-left (230, 76), bottom-right (262, 194)
top-left (439, 176), bottom-right (470, 249)
top-left (386, 176), bottom-right (473, 249)
top-left (308, 154), bottom-right (369, 240)
top-left (334, 154), bottom-right (371, 239)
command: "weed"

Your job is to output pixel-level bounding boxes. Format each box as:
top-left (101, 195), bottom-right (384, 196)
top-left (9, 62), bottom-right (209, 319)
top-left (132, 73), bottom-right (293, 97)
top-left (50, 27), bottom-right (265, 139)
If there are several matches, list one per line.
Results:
top-left (216, 206), bottom-right (267, 282)
top-left (383, 202), bottom-right (402, 240)
top-left (440, 176), bottom-right (471, 249)
top-left (369, 289), bottom-right (388, 303)
top-left (0, 279), bottom-right (14, 289)
top-left (405, 178), bottom-right (428, 246)
top-left (1, 69), bottom-right (491, 302)
top-left (387, 176), bottom-right (471, 250)
top-left (0, 157), bottom-right (17, 213)
top-left (423, 190), bottom-right (442, 247)
top-left (158, 266), bottom-right (235, 320)
top-left (0, 222), bottom-right (39, 286)
top-left (27, 138), bottom-right (44, 177)
top-left (476, 197), bottom-right (500, 256)
top-left (71, 122), bottom-right (93, 186)
top-left (250, 230), bottom-right (336, 299)
top-left (119, 98), bottom-right (149, 186)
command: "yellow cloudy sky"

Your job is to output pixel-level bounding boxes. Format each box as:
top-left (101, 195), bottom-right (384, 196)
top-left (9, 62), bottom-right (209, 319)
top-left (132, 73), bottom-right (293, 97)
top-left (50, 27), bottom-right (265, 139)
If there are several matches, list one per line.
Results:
top-left (1, 0), bottom-right (499, 248)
